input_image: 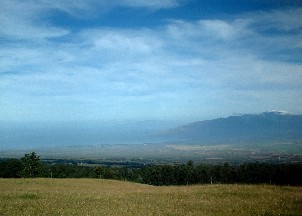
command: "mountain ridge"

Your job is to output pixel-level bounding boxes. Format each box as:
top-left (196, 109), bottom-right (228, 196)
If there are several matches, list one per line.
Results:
top-left (160, 111), bottom-right (302, 144)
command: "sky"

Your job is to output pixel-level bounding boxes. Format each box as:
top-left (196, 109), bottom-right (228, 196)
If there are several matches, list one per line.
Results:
top-left (1, 0), bottom-right (302, 124)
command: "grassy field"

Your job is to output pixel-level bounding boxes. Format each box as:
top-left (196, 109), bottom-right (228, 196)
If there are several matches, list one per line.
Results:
top-left (0, 179), bottom-right (301, 216)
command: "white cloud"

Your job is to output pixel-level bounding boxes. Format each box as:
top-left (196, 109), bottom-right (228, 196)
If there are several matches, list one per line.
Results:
top-left (118, 0), bottom-right (181, 9)
top-left (0, 1), bottom-right (69, 40)
top-left (252, 8), bottom-right (302, 32)
top-left (0, 0), bottom-right (183, 40)
top-left (4, 0), bottom-right (183, 19)
top-left (81, 29), bottom-right (162, 54)
top-left (167, 18), bottom-right (251, 41)
top-left (197, 19), bottom-right (249, 40)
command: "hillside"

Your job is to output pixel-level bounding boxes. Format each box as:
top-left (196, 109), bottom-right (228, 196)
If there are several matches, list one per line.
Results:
top-left (0, 178), bottom-right (301, 215)
top-left (161, 111), bottom-right (302, 144)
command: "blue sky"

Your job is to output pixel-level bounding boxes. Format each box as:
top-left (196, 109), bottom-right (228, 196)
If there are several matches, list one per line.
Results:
top-left (1, 0), bottom-right (302, 123)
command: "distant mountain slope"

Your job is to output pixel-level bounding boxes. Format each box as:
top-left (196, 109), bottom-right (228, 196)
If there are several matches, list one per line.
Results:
top-left (160, 111), bottom-right (302, 144)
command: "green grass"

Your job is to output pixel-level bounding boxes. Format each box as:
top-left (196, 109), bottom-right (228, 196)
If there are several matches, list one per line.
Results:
top-left (0, 179), bottom-right (301, 216)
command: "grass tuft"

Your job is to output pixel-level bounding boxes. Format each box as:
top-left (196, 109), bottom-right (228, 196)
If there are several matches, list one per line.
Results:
top-left (18, 193), bottom-right (39, 200)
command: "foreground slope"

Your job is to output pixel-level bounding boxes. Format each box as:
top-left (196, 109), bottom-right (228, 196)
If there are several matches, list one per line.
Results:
top-left (0, 179), bottom-right (301, 216)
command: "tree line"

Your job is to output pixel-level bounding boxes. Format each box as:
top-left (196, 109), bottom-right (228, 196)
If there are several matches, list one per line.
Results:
top-left (0, 152), bottom-right (301, 186)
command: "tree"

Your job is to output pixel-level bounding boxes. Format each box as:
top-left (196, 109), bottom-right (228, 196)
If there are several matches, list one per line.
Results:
top-left (20, 152), bottom-right (41, 178)
top-left (0, 159), bottom-right (23, 178)
top-left (185, 160), bottom-right (195, 184)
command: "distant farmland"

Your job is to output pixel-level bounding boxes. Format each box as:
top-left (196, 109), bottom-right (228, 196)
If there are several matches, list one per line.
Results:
top-left (0, 179), bottom-right (301, 215)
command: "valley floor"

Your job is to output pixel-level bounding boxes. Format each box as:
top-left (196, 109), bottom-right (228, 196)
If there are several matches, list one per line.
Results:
top-left (0, 178), bottom-right (301, 216)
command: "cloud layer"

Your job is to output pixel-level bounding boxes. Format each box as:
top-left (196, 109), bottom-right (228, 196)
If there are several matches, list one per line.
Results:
top-left (0, 1), bottom-right (301, 122)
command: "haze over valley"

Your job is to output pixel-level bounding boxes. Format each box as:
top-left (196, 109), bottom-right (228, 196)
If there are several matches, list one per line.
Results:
top-left (1, 111), bottom-right (301, 164)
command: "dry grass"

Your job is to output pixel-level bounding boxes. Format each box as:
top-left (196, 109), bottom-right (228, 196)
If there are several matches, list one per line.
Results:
top-left (0, 178), bottom-right (301, 215)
